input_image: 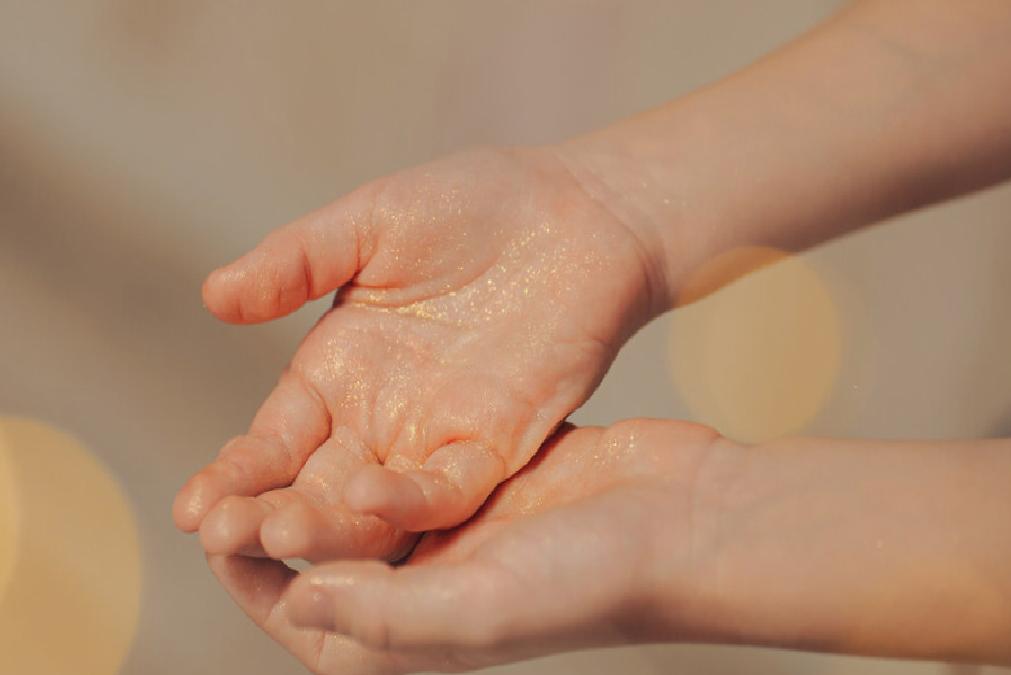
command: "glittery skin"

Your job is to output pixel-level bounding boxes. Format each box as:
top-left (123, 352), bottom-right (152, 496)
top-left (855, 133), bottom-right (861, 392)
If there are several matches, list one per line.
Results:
top-left (413, 419), bottom-right (716, 553)
top-left (213, 419), bottom-right (721, 672)
top-left (295, 149), bottom-right (652, 465)
top-left (189, 146), bottom-right (662, 561)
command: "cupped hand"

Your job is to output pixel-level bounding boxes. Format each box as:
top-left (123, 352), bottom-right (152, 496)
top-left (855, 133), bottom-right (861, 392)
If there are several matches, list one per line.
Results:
top-left (209, 419), bottom-right (727, 674)
top-left (174, 146), bottom-right (666, 561)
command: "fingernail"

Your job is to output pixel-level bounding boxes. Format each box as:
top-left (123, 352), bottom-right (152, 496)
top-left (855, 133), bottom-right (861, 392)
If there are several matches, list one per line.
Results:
top-left (288, 582), bottom-right (336, 629)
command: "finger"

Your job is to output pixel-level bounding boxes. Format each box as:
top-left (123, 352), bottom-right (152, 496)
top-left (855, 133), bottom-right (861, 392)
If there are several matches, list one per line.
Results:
top-left (207, 553), bottom-right (298, 626)
top-left (256, 432), bottom-right (412, 562)
top-left (285, 559), bottom-right (510, 652)
top-left (201, 491), bottom-right (414, 563)
top-left (209, 555), bottom-right (402, 675)
top-left (260, 499), bottom-right (414, 563)
top-left (199, 495), bottom-right (273, 557)
top-left (203, 183), bottom-right (379, 324)
top-left (197, 432), bottom-right (413, 562)
top-left (343, 441), bottom-right (506, 531)
top-left (174, 372), bottom-right (330, 532)
top-left (207, 555), bottom-right (330, 668)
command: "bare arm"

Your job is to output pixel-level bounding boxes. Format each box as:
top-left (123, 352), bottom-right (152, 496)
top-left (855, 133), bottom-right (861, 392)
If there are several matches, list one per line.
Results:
top-left (201, 4), bottom-right (1011, 670)
top-left (224, 422), bottom-right (1011, 672)
top-left (178, 0), bottom-right (1011, 551)
top-left (656, 434), bottom-right (1011, 665)
top-left (558, 0), bottom-right (1011, 306)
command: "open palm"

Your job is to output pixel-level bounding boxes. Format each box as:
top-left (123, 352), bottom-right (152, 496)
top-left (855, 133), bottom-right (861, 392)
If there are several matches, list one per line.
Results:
top-left (209, 420), bottom-right (721, 674)
top-left (175, 147), bottom-right (662, 561)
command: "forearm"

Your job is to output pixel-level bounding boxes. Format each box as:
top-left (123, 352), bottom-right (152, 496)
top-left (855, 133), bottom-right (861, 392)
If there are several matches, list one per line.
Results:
top-left (662, 435), bottom-right (1011, 664)
top-left (556, 0), bottom-right (1011, 307)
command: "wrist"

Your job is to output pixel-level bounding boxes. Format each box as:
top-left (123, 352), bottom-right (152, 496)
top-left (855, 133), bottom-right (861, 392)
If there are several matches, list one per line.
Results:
top-left (551, 96), bottom-right (751, 315)
top-left (667, 436), bottom-right (1011, 664)
top-left (545, 139), bottom-right (685, 318)
top-left (636, 432), bottom-right (757, 643)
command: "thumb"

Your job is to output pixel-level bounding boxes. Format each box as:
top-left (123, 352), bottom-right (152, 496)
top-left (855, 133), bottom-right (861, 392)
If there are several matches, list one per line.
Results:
top-left (203, 182), bottom-right (381, 323)
top-left (343, 441), bottom-right (507, 532)
top-left (285, 559), bottom-right (513, 651)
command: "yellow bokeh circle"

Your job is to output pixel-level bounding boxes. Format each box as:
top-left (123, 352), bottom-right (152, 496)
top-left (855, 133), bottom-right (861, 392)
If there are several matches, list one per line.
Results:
top-left (669, 247), bottom-right (842, 443)
top-left (0, 435), bottom-right (17, 602)
top-left (0, 418), bottom-right (141, 675)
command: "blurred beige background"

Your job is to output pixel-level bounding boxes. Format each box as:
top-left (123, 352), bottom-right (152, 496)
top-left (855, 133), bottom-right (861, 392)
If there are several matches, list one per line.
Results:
top-left (2, 1), bottom-right (1010, 674)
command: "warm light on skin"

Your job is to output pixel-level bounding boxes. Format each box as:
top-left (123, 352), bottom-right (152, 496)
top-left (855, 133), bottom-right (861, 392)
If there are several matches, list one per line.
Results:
top-left (0, 418), bottom-right (141, 675)
top-left (669, 247), bottom-right (842, 443)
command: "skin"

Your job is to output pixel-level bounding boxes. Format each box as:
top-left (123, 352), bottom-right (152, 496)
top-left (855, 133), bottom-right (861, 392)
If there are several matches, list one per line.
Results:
top-left (561, 0), bottom-right (1011, 303)
top-left (208, 420), bottom-right (724, 674)
top-left (175, 147), bottom-right (665, 560)
top-left (212, 422), bottom-right (1011, 673)
top-left (178, 0), bottom-right (1011, 670)
top-left (176, 0), bottom-right (1011, 561)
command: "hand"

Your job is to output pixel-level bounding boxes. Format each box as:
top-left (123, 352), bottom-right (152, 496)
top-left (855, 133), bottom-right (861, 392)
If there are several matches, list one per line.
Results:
top-left (209, 419), bottom-right (1011, 672)
top-left (174, 146), bottom-right (666, 560)
top-left (209, 419), bottom-right (725, 674)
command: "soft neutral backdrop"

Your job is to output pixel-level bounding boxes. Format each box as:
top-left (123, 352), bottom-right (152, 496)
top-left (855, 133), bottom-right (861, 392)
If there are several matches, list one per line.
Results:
top-left (2, 2), bottom-right (1010, 674)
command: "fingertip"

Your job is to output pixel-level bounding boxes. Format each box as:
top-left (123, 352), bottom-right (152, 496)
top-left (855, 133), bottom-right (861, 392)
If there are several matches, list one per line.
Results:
top-left (260, 502), bottom-right (316, 560)
top-left (172, 490), bottom-right (198, 533)
top-left (200, 268), bottom-right (223, 311)
top-left (420, 442), bottom-right (507, 526)
top-left (200, 267), bottom-right (220, 303)
top-left (344, 465), bottom-right (426, 529)
top-left (199, 495), bottom-right (269, 556)
top-left (208, 553), bottom-right (299, 625)
top-left (357, 443), bottom-right (506, 531)
top-left (344, 465), bottom-right (397, 511)
top-left (286, 560), bottom-right (498, 651)
top-left (201, 264), bottom-right (246, 323)
top-left (201, 235), bottom-right (314, 324)
top-left (197, 496), bottom-right (234, 553)
top-left (173, 475), bottom-right (216, 533)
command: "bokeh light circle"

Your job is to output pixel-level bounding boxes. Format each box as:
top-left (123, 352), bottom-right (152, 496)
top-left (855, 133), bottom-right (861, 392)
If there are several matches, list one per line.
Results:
top-left (669, 247), bottom-right (842, 443)
top-left (0, 418), bottom-right (141, 675)
top-left (0, 435), bottom-right (17, 601)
